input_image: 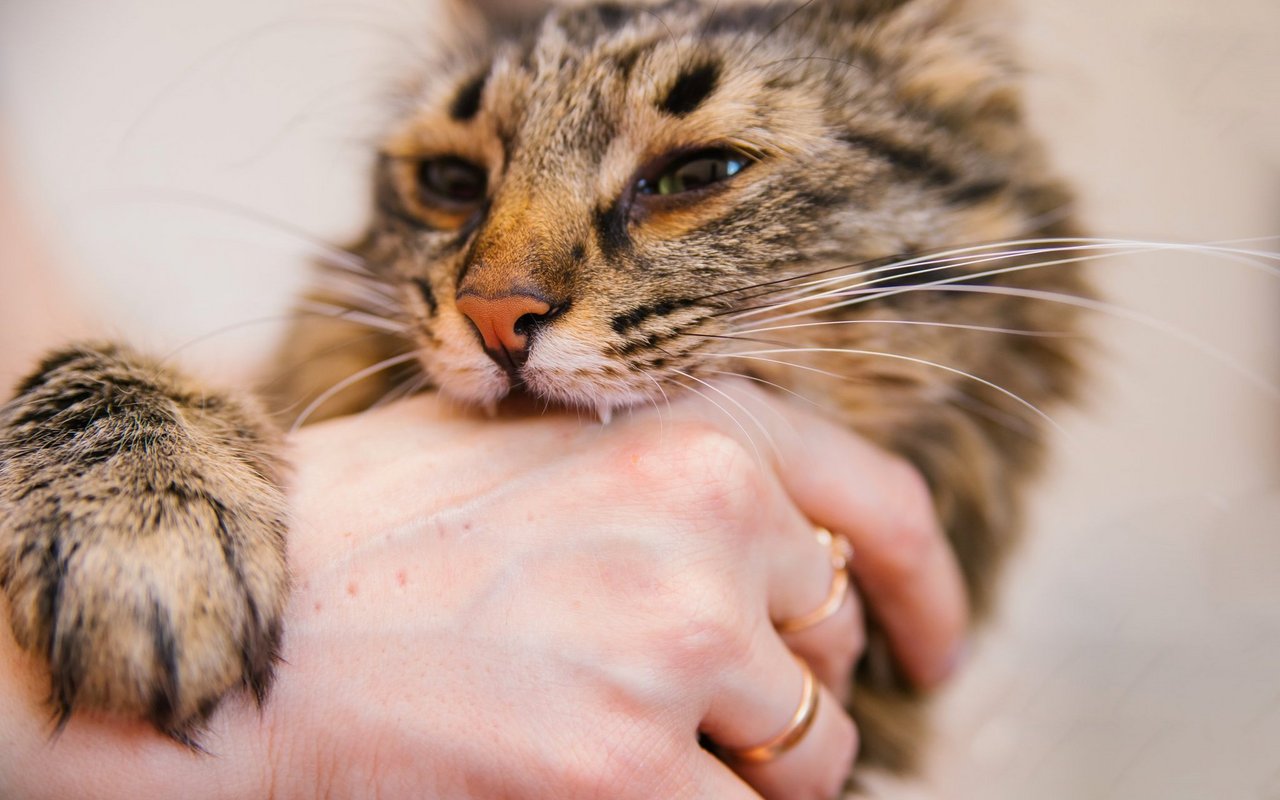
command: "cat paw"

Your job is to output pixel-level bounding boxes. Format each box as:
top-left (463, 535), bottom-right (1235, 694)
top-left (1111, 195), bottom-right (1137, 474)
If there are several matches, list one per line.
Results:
top-left (0, 344), bottom-right (289, 745)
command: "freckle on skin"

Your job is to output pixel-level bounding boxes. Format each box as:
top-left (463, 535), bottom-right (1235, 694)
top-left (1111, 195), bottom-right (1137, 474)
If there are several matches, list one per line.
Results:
top-left (462, 521), bottom-right (472, 531)
top-left (314, 602), bottom-right (323, 612)
top-left (347, 581), bottom-right (359, 597)
top-left (396, 569), bottom-right (408, 587)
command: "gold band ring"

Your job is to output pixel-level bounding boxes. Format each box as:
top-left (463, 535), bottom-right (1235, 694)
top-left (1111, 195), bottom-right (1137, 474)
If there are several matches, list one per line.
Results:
top-left (775, 527), bottom-right (854, 635)
top-left (719, 658), bottom-right (820, 765)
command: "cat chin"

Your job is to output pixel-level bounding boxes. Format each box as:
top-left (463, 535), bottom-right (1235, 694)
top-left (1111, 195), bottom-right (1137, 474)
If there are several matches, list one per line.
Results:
top-left (428, 329), bottom-right (662, 423)
top-left (432, 362), bottom-right (655, 425)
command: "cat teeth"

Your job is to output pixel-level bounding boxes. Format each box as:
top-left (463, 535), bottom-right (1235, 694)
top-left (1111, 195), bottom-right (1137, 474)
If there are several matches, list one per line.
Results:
top-left (480, 400), bottom-right (498, 418)
top-left (595, 402), bottom-right (613, 426)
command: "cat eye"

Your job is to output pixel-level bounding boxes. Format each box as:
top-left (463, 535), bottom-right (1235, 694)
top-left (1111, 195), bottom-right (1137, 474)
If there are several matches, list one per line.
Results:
top-left (636, 149), bottom-right (750, 197)
top-left (416, 157), bottom-right (488, 209)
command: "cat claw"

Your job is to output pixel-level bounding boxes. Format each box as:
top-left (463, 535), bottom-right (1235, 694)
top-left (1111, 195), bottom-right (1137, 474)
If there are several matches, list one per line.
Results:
top-left (481, 400), bottom-right (498, 418)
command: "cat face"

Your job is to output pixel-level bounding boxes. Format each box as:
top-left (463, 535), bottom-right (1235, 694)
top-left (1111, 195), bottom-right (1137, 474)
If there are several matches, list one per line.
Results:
top-left (358, 0), bottom-right (1076, 419)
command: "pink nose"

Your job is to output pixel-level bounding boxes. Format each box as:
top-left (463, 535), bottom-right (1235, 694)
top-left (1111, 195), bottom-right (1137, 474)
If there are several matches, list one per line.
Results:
top-left (455, 293), bottom-right (553, 363)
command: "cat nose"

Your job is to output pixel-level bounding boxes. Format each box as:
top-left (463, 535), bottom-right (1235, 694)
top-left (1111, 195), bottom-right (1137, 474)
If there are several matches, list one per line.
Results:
top-left (455, 291), bottom-right (556, 367)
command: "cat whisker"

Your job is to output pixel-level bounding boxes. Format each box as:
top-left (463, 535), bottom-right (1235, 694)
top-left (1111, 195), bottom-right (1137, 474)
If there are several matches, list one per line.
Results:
top-left (640, 370), bottom-right (674, 427)
top-left (294, 300), bottom-right (409, 334)
top-left (696, 238), bottom-right (1067, 306)
top-left (734, 243), bottom-right (1218, 328)
top-left (729, 318), bottom-right (1077, 339)
top-left (104, 188), bottom-right (374, 275)
top-left (157, 313), bottom-right (306, 367)
top-left (707, 347), bottom-right (1064, 435)
top-left (709, 243), bottom-right (1072, 313)
top-left (680, 330), bottom-right (797, 348)
top-left (739, 267), bottom-right (1280, 399)
top-left (742, 0), bottom-right (819, 65)
top-left (222, 72), bottom-right (403, 172)
top-left (870, 284), bottom-right (1280, 399)
top-left (671, 368), bottom-right (776, 463)
top-left (308, 270), bottom-right (400, 306)
top-left (727, 243), bottom-right (1141, 321)
top-left (702, 351), bottom-right (1048, 442)
top-left (114, 11), bottom-right (425, 160)
top-left (949, 390), bottom-right (1042, 441)
top-left (689, 237), bottom-right (1064, 309)
top-left (259, 331), bottom-right (393, 399)
top-left (738, 244), bottom-right (1077, 309)
top-left (641, 7), bottom-right (686, 74)
top-left (288, 351), bottom-right (420, 433)
top-left (158, 303), bottom-right (404, 370)
top-left (305, 279), bottom-right (402, 318)
top-left (366, 370), bottom-right (429, 413)
top-left (719, 238), bottom-right (1280, 319)
top-left (748, 54), bottom-right (868, 78)
top-left (701, 368), bottom-right (826, 420)
top-left (596, 400), bottom-right (614, 425)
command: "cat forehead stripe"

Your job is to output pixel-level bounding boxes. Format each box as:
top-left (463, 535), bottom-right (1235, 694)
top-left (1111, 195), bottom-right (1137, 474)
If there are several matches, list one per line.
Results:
top-left (449, 69), bottom-right (489, 122)
top-left (659, 62), bottom-right (720, 116)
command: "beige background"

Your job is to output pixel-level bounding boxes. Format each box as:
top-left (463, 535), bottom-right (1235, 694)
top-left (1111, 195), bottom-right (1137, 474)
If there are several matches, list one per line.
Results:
top-left (1, 1), bottom-right (1277, 797)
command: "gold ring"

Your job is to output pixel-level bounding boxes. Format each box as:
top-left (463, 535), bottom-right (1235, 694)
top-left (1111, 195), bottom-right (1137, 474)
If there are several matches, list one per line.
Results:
top-left (774, 527), bottom-right (854, 635)
top-left (719, 658), bottom-right (819, 765)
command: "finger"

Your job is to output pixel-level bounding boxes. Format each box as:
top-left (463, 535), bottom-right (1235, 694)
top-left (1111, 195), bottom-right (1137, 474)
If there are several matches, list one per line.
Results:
top-left (774, 532), bottom-right (866, 704)
top-left (780, 419), bottom-right (967, 690)
top-left (701, 627), bottom-right (859, 800)
top-left (732, 684), bottom-right (857, 800)
top-left (681, 383), bottom-right (969, 690)
top-left (758, 506), bottom-right (866, 701)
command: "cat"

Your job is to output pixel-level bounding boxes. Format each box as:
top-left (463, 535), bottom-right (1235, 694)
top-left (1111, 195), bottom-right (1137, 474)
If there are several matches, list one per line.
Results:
top-left (0, 0), bottom-right (1090, 777)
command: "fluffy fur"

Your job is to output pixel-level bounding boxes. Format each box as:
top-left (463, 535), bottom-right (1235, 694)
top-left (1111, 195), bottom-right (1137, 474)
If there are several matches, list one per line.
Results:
top-left (0, 0), bottom-right (1090, 778)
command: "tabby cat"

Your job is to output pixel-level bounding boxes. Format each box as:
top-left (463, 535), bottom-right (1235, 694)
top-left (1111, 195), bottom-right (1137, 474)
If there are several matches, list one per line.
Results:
top-left (0, 0), bottom-right (1089, 777)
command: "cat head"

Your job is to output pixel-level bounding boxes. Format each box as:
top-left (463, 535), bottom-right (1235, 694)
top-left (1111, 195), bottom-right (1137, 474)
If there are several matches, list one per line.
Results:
top-left (355, 0), bottom-right (1073, 417)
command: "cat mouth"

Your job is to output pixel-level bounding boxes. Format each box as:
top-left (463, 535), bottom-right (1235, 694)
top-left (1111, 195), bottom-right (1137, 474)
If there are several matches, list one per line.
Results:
top-left (440, 349), bottom-right (654, 425)
top-left (484, 344), bottom-right (526, 384)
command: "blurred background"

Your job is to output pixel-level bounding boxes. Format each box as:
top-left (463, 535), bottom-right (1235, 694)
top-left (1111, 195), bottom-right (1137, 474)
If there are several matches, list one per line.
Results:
top-left (1, 0), bottom-right (1277, 797)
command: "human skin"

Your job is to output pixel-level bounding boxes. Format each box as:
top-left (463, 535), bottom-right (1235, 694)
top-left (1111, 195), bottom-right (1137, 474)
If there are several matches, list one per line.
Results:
top-left (0, 153), bottom-right (92, 395)
top-left (0, 385), bottom-right (966, 800)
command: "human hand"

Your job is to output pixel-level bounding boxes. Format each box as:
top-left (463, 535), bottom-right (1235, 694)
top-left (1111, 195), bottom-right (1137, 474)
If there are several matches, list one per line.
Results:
top-left (1, 383), bottom-right (966, 800)
top-left (263, 383), bottom-right (967, 798)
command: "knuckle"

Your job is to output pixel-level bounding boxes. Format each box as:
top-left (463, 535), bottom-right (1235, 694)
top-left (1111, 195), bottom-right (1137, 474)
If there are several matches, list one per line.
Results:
top-left (669, 424), bottom-right (763, 521)
top-left (651, 577), bottom-right (752, 673)
top-left (618, 421), bottom-right (765, 526)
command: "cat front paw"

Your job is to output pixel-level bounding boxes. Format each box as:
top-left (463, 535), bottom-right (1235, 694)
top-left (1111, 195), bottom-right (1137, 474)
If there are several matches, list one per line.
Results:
top-left (0, 344), bottom-right (289, 745)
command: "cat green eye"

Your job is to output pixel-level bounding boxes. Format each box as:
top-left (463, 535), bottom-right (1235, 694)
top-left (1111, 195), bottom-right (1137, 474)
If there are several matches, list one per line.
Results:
top-left (416, 157), bottom-right (487, 208)
top-left (637, 149), bottom-right (750, 197)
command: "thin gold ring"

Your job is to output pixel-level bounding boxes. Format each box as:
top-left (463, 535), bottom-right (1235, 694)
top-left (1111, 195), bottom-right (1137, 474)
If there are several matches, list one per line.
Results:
top-left (719, 658), bottom-right (819, 765)
top-left (775, 527), bottom-right (854, 635)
